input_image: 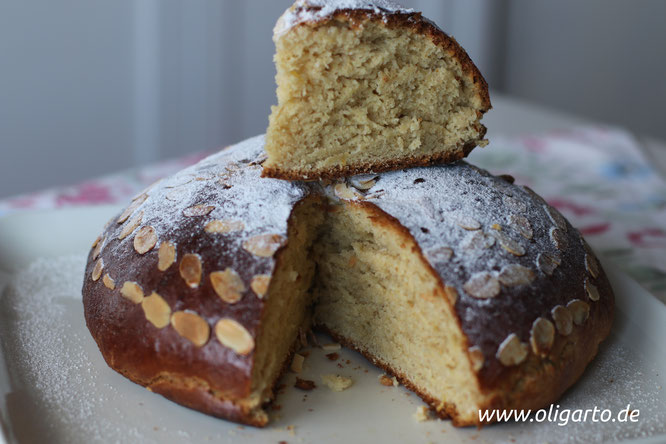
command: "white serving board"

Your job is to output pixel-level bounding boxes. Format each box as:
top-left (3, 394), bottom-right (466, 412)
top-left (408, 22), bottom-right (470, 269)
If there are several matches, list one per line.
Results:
top-left (0, 206), bottom-right (664, 444)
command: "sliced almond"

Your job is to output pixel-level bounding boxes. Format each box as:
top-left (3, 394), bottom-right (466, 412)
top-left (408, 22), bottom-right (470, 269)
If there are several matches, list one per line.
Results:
top-left (551, 305), bottom-right (573, 336)
top-left (496, 333), bottom-right (528, 366)
top-left (498, 264), bottom-right (535, 287)
top-left (503, 195), bottom-right (527, 213)
top-left (158, 241), bottom-right (176, 271)
top-left (463, 272), bottom-right (500, 299)
top-left (550, 227), bottom-right (568, 250)
top-left (120, 281), bottom-right (144, 304)
top-left (210, 268), bottom-right (246, 304)
top-left (165, 188), bottom-right (188, 202)
top-left (116, 195), bottom-right (146, 224)
top-left (179, 254), bottom-right (202, 288)
top-left (171, 311), bottom-right (210, 347)
top-left (102, 273), bottom-right (115, 290)
top-left (509, 214), bottom-right (533, 240)
top-left (214, 318), bottom-right (254, 355)
top-left (468, 346), bottom-right (485, 372)
top-left (92, 237), bottom-right (104, 260)
top-left (585, 278), bottom-right (600, 301)
top-left (205, 219), bottom-right (245, 234)
top-left (530, 317), bottom-right (555, 356)
top-left (536, 252), bottom-right (561, 276)
top-left (544, 205), bottom-right (567, 231)
top-left (425, 246), bottom-right (453, 264)
top-left (334, 183), bottom-right (363, 200)
top-left (133, 226), bottom-right (158, 254)
top-left (351, 176), bottom-right (377, 191)
top-left (242, 234), bottom-right (287, 257)
top-left (183, 204), bottom-right (215, 217)
top-left (321, 343), bottom-right (341, 351)
top-left (567, 299), bottom-right (590, 325)
top-left (92, 259), bottom-right (104, 281)
top-left (118, 211), bottom-right (143, 240)
top-left (141, 292), bottom-right (171, 329)
top-left (490, 231), bottom-right (526, 256)
top-left (585, 253), bottom-right (600, 279)
top-left (461, 231), bottom-right (495, 252)
top-left (455, 214), bottom-right (481, 231)
top-left (250, 274), bottom-right (271, 298)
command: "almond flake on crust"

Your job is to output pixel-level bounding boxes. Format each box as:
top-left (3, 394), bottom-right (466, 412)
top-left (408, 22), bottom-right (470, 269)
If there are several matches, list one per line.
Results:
top-left (179, 253), bottom-right (203, 288)
top-left (530, 317), bottom-right (555, 356)
top-left (250, 274), bottom-right (271, 298)
top-left (585, 253), bottom-right (600, 279)
top-left (544, 205), bottom-right (568, 231)
top-left (158, 241), bottom-right (176, 271)
top-left (102, 273), bottom-right (115, 290)
top-left (496, 333), bottom-right (528, 366)
top-left (498, 264), bottom-right (535, 287)
top-left (118, 211), bottom-right (143, 240)
top-left (183, 204), bottom-right (215, 217)
top-left (92, 259), bottom-right (104, 281)
top-left (133, 226), bottom-right (158, 254)
top-left (463, 272), bottom-right (500, 299)
top-left (503, 194), bottom-right (527, 213)
top-left (141, 292), bottom-right (171, 329)
top-left (205, 219), bottom-right (245, 234)
top-left (549, 227), bottom-right (568, 250)
top-left (509, 214), bottom-right (533, 239)
top-left (210, 268), bottom-right (246, 304)
top-left (567, 299), bottom-right (590, 325)
top-left (585, 278), bottom-right (600, 301)
top-left (120, 281), bottom-right (144, 304)
top-left (551, 305), bottom-right (573, 336)
top-left (214, 318), bottom-right (255, 355)
top-left (171, 311), bottom-right (210, 347)
top-left (455, 214), bottom-right (481, 231)
top-left (536, 252), bottom-right (561, 276)
top-left (242, 234), bottom-right (287, 257)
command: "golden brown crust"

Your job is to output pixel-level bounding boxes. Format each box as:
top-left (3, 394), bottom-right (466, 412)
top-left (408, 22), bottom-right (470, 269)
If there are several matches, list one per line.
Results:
top-left (262, 131), bottom-right (484, 181)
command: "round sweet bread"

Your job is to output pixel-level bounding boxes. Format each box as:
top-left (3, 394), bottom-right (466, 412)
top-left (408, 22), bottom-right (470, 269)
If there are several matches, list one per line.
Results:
top-left (83, 135), bottom-right (613, 426)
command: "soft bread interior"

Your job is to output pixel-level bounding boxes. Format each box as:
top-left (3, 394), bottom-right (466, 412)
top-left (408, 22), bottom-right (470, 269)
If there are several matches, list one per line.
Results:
top-left (249, 198), bottom-right (485, 423)
top-left (249, 196), bottom-right (325, 419)
top-left (312, 202), bottom-right (484, 421)
top-left (265, 17), bottom-right (486, 176)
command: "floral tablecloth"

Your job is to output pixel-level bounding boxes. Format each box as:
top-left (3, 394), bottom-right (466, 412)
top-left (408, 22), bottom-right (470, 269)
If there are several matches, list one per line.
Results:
top-left (2, 126), bottom-right (665, 302)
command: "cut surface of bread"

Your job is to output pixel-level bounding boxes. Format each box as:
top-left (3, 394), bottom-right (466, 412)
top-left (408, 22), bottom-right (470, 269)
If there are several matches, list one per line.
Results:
top-left (263, 0), bottom-right (491, 180)
top-left (247, 196), bottom-right (325, 422)
top-left (313, 202), bottom-right (486, 421)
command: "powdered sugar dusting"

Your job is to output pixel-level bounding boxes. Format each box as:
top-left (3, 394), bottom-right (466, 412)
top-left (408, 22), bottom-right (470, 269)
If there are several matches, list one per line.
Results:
top-left (274, 0), bottom-right (415, 39)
